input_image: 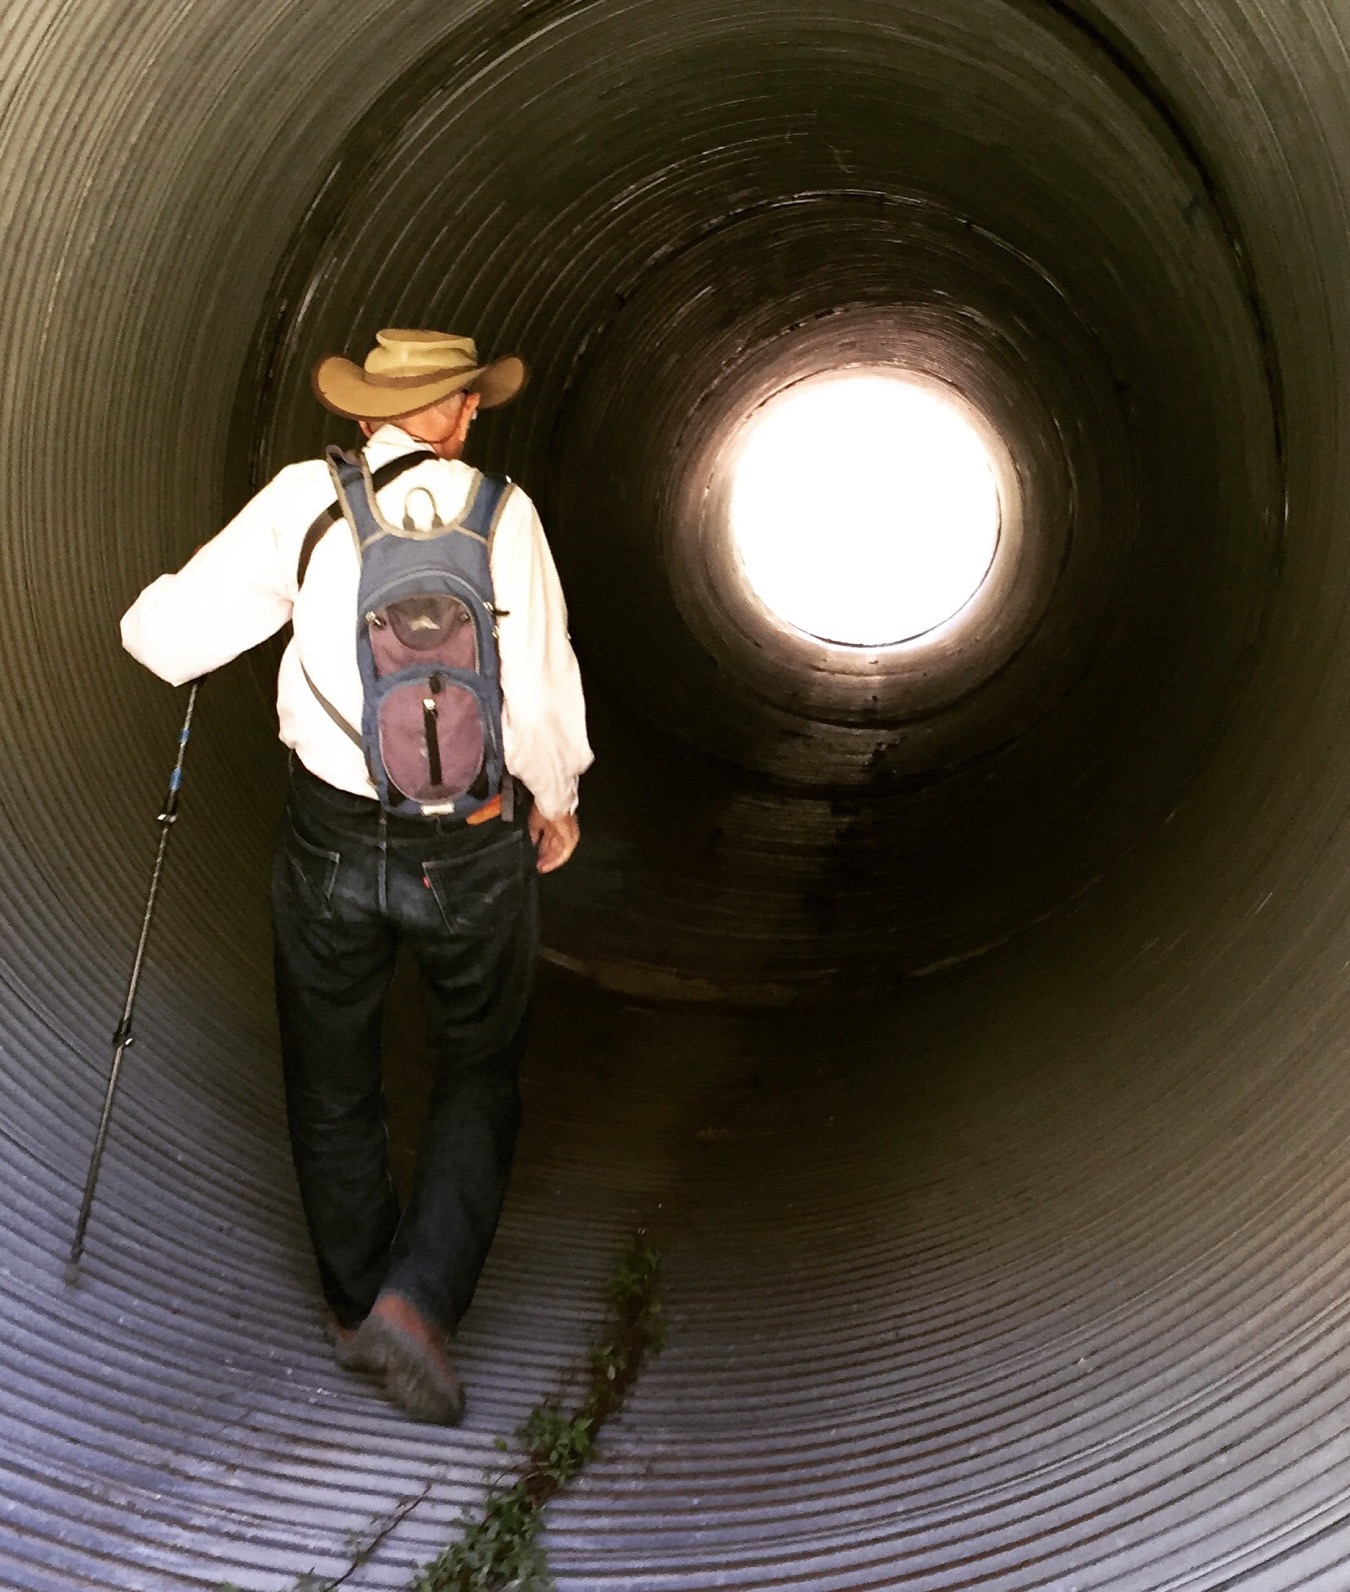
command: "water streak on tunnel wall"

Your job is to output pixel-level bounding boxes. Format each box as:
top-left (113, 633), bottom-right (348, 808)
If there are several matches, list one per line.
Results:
top-left (4, 0), bottom-right (1350, 1586)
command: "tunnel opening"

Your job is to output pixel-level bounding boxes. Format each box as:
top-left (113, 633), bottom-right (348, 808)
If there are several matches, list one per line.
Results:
top-left (11, 0), bottom-right (1348, 1588)
top-left (725, 372), bottom-right (1004, 650)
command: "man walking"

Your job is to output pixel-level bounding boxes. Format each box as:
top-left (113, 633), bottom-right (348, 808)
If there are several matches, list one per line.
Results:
top-left (121, 329), bottom-right (592, 1423)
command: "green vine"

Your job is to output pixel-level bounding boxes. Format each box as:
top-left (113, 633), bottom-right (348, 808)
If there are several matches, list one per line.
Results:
top-left (215, 1238), bottom-right (665, 1592)
top-left (411, 1236), bottom-right (666, 1592)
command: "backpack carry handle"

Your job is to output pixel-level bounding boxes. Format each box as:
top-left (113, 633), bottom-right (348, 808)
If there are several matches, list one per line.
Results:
top-left (296, 448), bottom-right (435, 590)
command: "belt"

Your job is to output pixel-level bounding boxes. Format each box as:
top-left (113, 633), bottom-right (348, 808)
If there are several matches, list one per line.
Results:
top-left (289, 757), bottom-right (512, 829)
top-left (466, 793), bottom-right (503, 826)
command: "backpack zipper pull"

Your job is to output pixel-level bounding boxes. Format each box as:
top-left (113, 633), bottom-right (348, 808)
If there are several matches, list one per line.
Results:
top-left (423, 674), bottom-right (443, 786)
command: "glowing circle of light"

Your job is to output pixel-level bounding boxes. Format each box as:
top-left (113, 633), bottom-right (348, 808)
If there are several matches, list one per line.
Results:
top-left (728, 376), bottom-right (1003, 647)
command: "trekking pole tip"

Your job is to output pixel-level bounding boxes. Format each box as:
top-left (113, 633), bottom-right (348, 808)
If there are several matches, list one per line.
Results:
top-left (68, 1209), bottom-right (91, 1264)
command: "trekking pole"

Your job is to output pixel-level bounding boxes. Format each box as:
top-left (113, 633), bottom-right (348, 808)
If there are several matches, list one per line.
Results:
top-left (69, 679), bottom-right (202, 1265)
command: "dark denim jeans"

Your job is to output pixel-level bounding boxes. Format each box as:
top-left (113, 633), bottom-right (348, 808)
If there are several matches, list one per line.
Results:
top-left (272, 761), bottom-right (538, 1333)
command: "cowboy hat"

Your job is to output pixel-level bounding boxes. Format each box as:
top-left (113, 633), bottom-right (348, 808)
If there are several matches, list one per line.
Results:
top-left (312, 329), bottom-right (526, 420)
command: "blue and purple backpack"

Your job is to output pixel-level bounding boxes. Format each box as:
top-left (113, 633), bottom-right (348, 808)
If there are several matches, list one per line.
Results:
top-left (296, 446), bottom-right (514, 820)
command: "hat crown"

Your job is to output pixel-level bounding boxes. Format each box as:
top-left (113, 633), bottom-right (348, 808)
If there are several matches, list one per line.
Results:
top-left (364, 329), bottom-right (480, 379)
top-left (313, 329), bottom-right (524, 419)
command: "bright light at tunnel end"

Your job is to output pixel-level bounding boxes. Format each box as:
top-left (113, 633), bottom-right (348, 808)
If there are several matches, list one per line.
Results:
top-left (728, 375), bottom-right (1002, 648)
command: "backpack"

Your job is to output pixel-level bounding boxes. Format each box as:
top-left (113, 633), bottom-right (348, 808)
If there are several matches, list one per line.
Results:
top-left (296, 445), bottom-right (515, 820)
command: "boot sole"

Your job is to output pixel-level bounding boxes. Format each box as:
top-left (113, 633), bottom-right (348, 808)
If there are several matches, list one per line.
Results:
top-left (353, 1310), bottom-right (466, 1424)
top-left (324, 1316), bottom-right (383, 1375)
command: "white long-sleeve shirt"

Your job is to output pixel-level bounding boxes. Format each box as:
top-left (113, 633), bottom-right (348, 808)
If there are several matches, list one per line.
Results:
top-left (121, 425), bottom-right (593, 818)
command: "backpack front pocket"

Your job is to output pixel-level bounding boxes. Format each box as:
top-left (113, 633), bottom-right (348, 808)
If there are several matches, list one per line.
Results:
top-left (375, 671), bottom-right (489, 803)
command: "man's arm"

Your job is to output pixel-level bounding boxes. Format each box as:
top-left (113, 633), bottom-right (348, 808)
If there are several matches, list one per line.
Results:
top-left (120, 464), bottom-right (312, 684)
top-left (492, 490), bottom-right (593, 872)
top-left (528, 807), bottom-right (581, 874)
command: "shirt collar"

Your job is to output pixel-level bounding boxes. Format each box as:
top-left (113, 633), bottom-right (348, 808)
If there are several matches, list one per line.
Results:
top-left (362, 423), bottom-right (426, 463)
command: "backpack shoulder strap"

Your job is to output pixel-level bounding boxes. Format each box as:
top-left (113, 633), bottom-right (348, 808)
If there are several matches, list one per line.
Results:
top-left (460, 472), bottom-right (515, 545)
top-left (295, 447), bottom-right (435, 589)
top-left (299, 660), bottom-right (362, 747)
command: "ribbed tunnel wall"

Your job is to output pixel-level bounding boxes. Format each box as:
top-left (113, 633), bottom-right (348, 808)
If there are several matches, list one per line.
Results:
top-left (6, 0), bottom-right (1350, 1586)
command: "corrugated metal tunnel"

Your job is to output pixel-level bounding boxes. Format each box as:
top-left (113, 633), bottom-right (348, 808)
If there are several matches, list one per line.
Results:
top-left (6, 0), bottom-right (1350, 1585)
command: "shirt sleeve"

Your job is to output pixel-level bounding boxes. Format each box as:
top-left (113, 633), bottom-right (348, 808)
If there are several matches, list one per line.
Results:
top-left (120, 464), bottom-right (311, 687)
top-left (492, 488), bottom-right (594, 819)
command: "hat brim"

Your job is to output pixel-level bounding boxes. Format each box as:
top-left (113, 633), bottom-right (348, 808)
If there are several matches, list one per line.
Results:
top-left (312, 353), bottom-right (526, 421)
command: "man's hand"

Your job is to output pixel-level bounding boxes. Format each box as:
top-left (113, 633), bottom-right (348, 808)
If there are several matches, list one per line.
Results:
top-left (528, 806), bottom-right (580, 874)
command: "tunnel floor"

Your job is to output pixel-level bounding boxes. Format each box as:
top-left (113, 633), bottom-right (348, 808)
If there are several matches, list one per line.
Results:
top-left (15, 910), bottom-right (1350, 1590)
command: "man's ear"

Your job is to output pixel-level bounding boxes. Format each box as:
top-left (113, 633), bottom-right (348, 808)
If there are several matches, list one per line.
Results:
top-left (358, 419), bottom-right (376, 439)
